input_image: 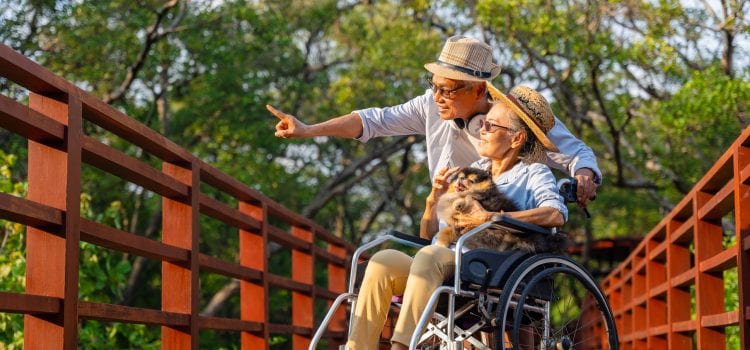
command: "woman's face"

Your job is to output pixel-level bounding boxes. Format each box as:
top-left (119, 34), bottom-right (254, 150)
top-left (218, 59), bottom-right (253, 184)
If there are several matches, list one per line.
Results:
top-left (478, 104), bottom-right (524, 159)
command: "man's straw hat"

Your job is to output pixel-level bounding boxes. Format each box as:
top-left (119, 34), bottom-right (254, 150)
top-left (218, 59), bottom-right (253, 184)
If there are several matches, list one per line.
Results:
top-left (424, 35), bottom-right (501, 82)
top-left (485, 82), bottom-right (559, 153)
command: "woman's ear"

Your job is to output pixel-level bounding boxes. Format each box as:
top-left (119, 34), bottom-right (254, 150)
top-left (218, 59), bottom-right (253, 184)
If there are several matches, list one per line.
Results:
top-left (510, 131), bottom-right (526, 149)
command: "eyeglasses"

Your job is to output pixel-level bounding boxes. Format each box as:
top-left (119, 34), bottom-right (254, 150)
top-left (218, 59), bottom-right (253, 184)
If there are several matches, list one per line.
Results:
top-left (427, 80), bottom-right (470, 99)
top-left (479, 119), bottom-right (517, 133)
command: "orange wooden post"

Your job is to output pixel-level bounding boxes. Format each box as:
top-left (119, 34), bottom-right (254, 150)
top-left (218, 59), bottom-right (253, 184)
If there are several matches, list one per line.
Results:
top-left (694, 190), bottom-right (726, 349)
top-left (327, 243), bottom-right (348, 348)
top-left (621, 264), bottom-right (632, 349)
top-left (25, 93), bottom-right (81, 350)
top-left (666, 217), bottom-right (693, 349)
top-left (292, 226), bottom-right (314, 349)
top-left (734, 141), bottom-right (750, 350)
top-left (632, 252), bottom-right (647, 350)
top-left (240, 201), bottom-right (268, 349)
top-left (646, 234), bottom-right (667, 349)
top-left (162, 163), bottom-right (199, 349)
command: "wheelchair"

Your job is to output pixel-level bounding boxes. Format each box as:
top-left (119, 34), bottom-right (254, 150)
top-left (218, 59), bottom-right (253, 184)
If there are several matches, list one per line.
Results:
top-left (311, 205), bottom-right (618, 350)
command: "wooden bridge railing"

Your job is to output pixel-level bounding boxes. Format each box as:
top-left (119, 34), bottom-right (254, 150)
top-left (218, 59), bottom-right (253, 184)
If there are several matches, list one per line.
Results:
top-left (0, 44), bottom-right (355, 349)
top-left (580, 125), bottom-right (750, 349)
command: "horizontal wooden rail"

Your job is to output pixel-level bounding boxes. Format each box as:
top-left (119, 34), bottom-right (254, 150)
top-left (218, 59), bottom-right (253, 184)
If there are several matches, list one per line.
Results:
top-left (0, 43), bottom-right (354, 349)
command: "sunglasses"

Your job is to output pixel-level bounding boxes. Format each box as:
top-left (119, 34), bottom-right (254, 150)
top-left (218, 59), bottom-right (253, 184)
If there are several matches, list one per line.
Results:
top-left (479, 119), bottom-right (517, 133)
top-left (427, 79), bottom-right (471, 99)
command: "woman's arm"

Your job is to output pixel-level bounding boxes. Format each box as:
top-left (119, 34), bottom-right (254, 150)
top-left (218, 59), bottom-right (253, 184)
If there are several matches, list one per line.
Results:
top-left (419, 166), bottom-right (460, 239)
top-left (453, 204), bottom-right (564, 229)
top-left (502, 207), bottom-right (564, 227)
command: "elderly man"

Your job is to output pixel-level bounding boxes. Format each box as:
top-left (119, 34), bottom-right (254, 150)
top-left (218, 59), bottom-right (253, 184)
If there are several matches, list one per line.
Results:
top-left (268, 35), bottom-right (601, 349)
top-left (267, 35), bottom-right (600, 204)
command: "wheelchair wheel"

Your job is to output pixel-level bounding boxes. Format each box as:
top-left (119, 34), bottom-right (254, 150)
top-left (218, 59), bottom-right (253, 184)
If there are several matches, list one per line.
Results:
top-left (494, 254), bottom-right (618, 350)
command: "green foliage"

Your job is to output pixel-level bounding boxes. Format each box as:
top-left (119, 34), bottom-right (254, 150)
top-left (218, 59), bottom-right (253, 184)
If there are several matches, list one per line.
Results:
top-left (1, 0), bottom-right (748, 347)
top-left (0, 150), bottom-right (25, 349)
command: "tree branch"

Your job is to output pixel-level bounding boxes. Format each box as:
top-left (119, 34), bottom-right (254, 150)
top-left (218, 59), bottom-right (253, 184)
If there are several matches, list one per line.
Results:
top-left (103, 0), bottom-right (184, 104)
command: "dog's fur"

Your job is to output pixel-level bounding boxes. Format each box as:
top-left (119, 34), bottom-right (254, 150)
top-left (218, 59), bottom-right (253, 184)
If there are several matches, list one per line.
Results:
top-left (435, 167), bottom-right (568, 253)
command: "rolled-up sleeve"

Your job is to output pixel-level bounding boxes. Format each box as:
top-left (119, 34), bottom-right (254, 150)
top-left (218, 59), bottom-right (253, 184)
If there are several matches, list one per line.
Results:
top-left (546, 117), bottom-right (602, 184)
top-left (527, 163), bottom-right (569, 222)
top-left (353, 93), bottom-right (430, 143)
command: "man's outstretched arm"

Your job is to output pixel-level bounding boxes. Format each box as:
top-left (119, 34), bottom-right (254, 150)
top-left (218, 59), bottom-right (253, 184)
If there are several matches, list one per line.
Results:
top-left (266, 104), bottom-right (363, 139)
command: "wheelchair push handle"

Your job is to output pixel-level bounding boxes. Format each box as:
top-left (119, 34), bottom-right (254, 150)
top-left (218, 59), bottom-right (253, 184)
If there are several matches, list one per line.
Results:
top-left (557, 177), bottom-right (595, 218)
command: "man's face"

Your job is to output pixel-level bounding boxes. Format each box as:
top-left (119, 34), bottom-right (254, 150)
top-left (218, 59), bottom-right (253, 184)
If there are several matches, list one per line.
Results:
top-left (429, 76), bottom-right (478, 120)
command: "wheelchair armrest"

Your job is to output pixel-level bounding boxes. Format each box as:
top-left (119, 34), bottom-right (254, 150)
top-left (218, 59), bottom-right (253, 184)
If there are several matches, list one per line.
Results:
top-left (385, 229), bottom-right (432, 247)
top-left (348, 230), bottom-right (431, 293)
top-left (489, 214), bottom-right (555, 236)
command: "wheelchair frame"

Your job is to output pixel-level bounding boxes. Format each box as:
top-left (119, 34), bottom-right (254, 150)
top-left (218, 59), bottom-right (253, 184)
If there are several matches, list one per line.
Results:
top-left (310, 216), bottom-right (618, 350)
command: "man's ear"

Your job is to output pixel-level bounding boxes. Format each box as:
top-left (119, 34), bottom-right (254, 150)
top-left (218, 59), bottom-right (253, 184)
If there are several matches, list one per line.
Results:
top-left (473, 82), bottom-right (487, 99)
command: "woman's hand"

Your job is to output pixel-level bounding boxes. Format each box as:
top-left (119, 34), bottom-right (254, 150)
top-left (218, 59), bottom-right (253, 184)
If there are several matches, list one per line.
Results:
top-left (453, 198), bottom-right (494, 228)
top-left (420, 166), bottom-right (460, 239)
top-left (426, 166), bottom-right (460, 207)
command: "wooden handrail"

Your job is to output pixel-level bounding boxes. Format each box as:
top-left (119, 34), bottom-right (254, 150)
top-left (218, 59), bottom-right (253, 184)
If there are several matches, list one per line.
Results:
top-left (579, 125), bottom-right (750, 349)
top-left (0, 43), bottom-right (353, 349)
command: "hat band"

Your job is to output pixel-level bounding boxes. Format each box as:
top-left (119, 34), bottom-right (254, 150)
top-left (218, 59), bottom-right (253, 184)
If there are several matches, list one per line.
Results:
top-left (436, 60), bottom-right (492, 79)
top-left (506, 93), bottom-right (544, 131)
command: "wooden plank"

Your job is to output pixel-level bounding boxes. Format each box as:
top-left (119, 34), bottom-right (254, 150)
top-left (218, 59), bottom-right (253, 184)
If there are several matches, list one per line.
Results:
top-left (25, 93), bottom-right (69, 350)
top-left (268, 225), bottom-right (311, 252)
top-left (78, 301), bottom-right (189, 327)
top-left (672, 319), bottom-right (698, 333)
top-left (312, 286), bottom-right (339, 301)
top-left (198, 194), bottom-right (261, 232)
top-left (0, 193), bottom-right (63, 231)
top-left (0, 94), bottom-right (65, 144)
top-left (694, 191), bottom-right (727, 349)
top-left (161, 163), bottom-right (198, 349)
top-left (267, 274), bottom-right (312, 295)
top-left (198, 316), bottom-right (263, 332)
top-left (81, 94), bottom-right (192, 164)
top-left (199, 162), bottom-right (263, 204)
top-left (698, 179), bottom-right (735, 220)
top-left (649, 281), bottom-right (668, 299)
top-left (670, 220), bottom-right (694, 245)
top-left (0, 44), bottom-right (69, 94)
top-left (696, 146), bottom-right (735, 194)
top-left (80, 219), bottom-right (189, 263)
top-left (634, 258), bottom-right (647, 274)
top-left (650, 324), bottom-right (669, 336)
top-left (313, 246), bottom-right (347, 267)
top-left (240, 201), bottom-right (269, 348)
top-left (325, 242), bottom-right (348, 341)
top-left (291, 226), bottom-right (314, 350)
top-left (742, 160), bottom-right (750, 184)
top-left (699, 246), bottom-right (737, 273)
top-left (734, 143), bottom-right (750, 350)
top-left (62, 95), bottom-right (83, 350)
top-left (671, 268), bottom-right (695, 289)
top-left (267, 324), bottom-right (313, 336)
top-left (649, 240), bottom-right (667, 262)
top-left (701, 311), bottom-right (739, 329)
top-left (0, 292), bottom-right (61, 314)
top-left (82, 136), bottom-right (189, 200)
top-left (198, 253), bottom-right (262, 283)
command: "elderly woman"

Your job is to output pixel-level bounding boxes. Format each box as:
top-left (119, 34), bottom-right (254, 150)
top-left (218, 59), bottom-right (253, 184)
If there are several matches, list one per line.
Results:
top-left (346, 85), bottom-right (567, 350)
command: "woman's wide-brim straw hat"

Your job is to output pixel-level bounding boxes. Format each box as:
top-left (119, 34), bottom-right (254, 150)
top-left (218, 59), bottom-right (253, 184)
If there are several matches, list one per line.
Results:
top-left (424, 35), bottom-right (501, 82)
top-left (485, 82), bottom-right (559, 153)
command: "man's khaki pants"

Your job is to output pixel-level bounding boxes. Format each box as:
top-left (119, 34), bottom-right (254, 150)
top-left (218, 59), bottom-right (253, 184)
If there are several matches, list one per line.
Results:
top-left (345, 245), bottom-right (455, 349)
